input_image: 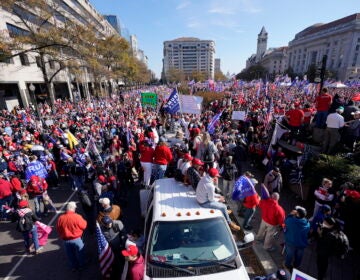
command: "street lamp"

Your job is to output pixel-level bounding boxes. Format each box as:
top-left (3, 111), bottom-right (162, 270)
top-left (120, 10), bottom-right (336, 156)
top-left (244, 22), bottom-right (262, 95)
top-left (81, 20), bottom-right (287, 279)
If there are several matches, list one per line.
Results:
top-left (29, 83), bottom-right (40, 117)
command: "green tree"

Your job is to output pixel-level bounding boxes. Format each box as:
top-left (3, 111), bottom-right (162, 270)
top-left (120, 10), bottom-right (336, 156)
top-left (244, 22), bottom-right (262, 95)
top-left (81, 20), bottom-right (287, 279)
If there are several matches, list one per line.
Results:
top-left (166, 68), bottom-right (185, 83)
top-left (236, 64), bottom-right (267, 81)
top-left (214, 70), bottom-right (227, 81)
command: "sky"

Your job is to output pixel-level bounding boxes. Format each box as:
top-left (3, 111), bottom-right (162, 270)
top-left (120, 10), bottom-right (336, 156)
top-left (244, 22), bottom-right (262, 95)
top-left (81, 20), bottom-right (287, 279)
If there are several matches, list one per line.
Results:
top-left (90, 0), bottom-right (359, 78)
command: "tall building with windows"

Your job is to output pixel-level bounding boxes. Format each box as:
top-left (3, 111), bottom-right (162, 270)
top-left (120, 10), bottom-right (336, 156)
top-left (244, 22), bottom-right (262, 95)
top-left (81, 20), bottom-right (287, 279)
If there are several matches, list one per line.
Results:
top-left (0, 0), bottom-right (118, 109)
top-left (104, 15), bottom-right (121, 35)
top-left (288, 13), bottom-right (360, 80)
top-left (215, 58), bottom-right (221, 73)
top-left (163, 37), bottom-right (215, 80)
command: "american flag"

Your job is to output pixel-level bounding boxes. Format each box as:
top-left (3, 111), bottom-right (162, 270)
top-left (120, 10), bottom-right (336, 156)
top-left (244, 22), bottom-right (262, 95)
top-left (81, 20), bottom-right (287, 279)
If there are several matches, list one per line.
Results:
top-left (264, 97), bottom-right (274, 130)
top-left (207, 111), bottom-right (223, 135)
top-left (96, 223), bottom-right (114, 279)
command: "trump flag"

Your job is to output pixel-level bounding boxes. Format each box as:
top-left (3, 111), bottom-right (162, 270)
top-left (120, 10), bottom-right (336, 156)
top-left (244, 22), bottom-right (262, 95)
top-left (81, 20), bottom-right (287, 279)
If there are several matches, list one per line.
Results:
top-left (232, 175), bottom-right (256, 201)
top-left (163, 88), bottom-right (180, 114)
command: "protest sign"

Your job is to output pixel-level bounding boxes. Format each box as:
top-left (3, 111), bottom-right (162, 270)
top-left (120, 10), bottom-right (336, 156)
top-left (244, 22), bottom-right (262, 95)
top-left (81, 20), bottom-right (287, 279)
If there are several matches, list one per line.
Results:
top-left (232, 111), bottom-right (246, 120)
top-left (141, 92), bottom-right (157, 107)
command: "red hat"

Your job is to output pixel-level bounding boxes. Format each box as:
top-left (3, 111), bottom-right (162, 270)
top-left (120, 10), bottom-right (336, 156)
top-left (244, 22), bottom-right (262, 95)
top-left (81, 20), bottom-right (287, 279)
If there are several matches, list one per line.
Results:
top-left (183, 153), bottom-right (193, 161)
top-left (122, 245), bottom-right (138, 257)
top-left (80, 148), bottom-right (86, 153)
top-left (192, 158), bottom-right (204, 166)
top-left (30, 175), bottom-right (38, 182)
top-left (47, 143), bottom-right (54, 148)
top-left (151, 120), bottom-right (157, 126)
top-left (98, 175), bottom-right (106, 183)
top-left (193, 128), bottom-right (201, 135)
top-left (208, 168), bottom-right (220, 178)
top-left (18, 200), bottom-right (29, 208)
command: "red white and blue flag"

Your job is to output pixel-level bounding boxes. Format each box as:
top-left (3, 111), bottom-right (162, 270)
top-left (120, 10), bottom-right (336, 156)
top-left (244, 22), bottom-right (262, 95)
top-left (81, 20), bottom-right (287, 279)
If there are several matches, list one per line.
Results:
top-left (96, 223), bottom-right (114, 279)
top-left (207, 111), bottom-right (223, 135)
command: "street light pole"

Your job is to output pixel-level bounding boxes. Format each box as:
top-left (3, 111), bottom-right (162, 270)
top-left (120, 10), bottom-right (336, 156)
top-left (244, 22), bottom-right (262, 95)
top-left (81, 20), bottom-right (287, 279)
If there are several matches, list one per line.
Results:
top-left (29, 83), bottom-right (40, 118)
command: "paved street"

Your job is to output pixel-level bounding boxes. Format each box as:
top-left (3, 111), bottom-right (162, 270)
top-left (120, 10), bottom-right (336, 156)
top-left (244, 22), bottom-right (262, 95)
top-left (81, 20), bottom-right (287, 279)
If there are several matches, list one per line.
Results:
top-left (0, 178), bottom-right (142, 280)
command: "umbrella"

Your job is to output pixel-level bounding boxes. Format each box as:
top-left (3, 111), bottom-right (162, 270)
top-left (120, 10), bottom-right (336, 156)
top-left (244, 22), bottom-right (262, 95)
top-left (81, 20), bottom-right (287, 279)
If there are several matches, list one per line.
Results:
top-left (352, 93), bottom-right (360, 101)
top-left (31, 145), bottom-right (45, 152)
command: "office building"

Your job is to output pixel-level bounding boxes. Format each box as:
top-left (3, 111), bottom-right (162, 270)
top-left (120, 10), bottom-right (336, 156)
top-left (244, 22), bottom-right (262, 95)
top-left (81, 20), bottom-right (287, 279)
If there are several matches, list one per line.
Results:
top-left (104, 15), bottom-right (121, 35)
top-left (215, 58), bottom-right (221, 73)
top-left (0, 0), bottom-right (118, 109)
top-left (288, 13), bottom-right (360, 80)
top-left (163, 37), bottom-right (215, 80)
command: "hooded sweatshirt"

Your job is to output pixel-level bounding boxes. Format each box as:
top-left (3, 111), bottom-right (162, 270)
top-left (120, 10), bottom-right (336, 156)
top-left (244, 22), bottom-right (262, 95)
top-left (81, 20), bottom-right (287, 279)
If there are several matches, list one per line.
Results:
top-left (284, 214), bottom-right (310, 248)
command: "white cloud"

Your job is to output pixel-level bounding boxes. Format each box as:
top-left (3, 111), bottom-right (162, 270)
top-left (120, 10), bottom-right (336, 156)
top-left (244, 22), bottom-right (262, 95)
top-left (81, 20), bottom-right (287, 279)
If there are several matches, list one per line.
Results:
top-left (176, 1), bottom-right (190, 10)
top-left (208, 7), bottom-right (235, 15)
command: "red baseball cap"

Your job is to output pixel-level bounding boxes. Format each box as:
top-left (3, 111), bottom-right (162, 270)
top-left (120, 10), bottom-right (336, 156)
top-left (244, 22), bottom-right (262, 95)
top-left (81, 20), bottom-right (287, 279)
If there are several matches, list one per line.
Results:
top-left (208, 168), bottom-right (220, 178)
top-left (122, 245), bottom-right (138, 257)
top-left (18, 200), bottom-right (29, 208)
top-left (98, 175), bottom-right (106, 183)
top-left (192, 158), bottom-right (204, 166)
top-left (183, 153), bottom-right (193, 161)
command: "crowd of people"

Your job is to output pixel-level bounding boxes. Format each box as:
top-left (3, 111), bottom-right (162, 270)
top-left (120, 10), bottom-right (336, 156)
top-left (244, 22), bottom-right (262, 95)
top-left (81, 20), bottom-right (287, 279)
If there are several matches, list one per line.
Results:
top-left (0, 81), bottom-right (359, 279)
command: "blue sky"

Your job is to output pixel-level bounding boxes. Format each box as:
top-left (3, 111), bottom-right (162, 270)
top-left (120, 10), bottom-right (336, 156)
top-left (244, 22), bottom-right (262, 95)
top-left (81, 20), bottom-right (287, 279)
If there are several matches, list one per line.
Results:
top-left (90, 0), bottom-right (359, 78)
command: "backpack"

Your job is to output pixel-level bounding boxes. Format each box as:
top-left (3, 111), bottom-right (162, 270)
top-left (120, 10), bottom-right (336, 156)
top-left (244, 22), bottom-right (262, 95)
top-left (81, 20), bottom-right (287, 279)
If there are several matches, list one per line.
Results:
top-left (330, 230), bottom-right (350, 258)
top-left (17, 213), bottom-right (33, 232)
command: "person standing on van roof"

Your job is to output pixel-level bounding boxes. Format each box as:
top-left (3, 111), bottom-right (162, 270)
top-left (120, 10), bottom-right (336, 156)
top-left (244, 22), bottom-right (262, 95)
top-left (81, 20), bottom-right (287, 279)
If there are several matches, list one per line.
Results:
top-left (187, 158), bottom-right (204, 190)
top-left (196, 168), bottom-right (240, 231)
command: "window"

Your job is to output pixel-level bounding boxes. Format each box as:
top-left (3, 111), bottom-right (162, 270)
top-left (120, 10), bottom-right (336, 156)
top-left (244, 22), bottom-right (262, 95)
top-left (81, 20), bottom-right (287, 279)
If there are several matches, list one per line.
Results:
top-left (35, 56), bottom-right (42, 68)
top-left (19, 53), bottom-right (30, 66)
top-left (49, 60), bottom-right (55, 69)
top-left (356, 45), bottom-right (360, 51)
top-left (6, 23), bottom-right (30, 37)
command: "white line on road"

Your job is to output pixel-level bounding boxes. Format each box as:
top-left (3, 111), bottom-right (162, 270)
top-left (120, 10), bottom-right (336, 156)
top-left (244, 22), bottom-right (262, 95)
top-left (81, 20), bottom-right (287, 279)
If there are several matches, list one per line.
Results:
top-left (4, 190), bottom-right (77, 280)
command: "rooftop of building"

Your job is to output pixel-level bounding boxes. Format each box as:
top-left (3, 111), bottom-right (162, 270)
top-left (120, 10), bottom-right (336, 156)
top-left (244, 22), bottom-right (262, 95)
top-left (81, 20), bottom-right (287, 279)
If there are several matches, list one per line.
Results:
top-left (294, 13), bottom-right (360, 39)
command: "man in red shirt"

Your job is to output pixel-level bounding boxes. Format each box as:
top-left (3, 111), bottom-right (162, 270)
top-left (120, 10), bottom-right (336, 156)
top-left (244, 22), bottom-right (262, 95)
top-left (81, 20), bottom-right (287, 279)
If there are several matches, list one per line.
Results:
top-left (57, 201), bottom-right (87, 271)
top-left (0, 174), bottom-right (13, 220)
top-left (285, 103), bottom-right (304, 142)
top-left (315, 87), bottom-right (332, 128)
top-left (152, 138), bottom-right (173, 181)
top-left (256, 192), bottom-right (285, 251)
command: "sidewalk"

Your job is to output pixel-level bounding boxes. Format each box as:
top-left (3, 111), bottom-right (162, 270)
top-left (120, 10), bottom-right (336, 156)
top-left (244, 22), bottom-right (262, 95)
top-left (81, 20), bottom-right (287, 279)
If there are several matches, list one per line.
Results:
top-left (227, 162), bottom-right (360, 280)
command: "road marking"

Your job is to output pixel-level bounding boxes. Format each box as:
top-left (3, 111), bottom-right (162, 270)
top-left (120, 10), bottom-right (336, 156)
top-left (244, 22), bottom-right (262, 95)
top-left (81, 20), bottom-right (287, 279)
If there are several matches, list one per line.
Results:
top-left (4, 190), bottom-right (77, 280)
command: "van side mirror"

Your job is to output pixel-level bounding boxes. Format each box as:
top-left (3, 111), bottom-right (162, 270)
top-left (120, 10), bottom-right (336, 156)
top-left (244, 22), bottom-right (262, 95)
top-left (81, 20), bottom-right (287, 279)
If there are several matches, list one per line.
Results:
top-left (236, 232), bottom-right (254, 250)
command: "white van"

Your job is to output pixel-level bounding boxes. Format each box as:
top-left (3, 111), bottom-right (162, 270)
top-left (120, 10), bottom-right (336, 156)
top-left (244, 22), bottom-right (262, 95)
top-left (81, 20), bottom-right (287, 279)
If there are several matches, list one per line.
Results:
top-left (141, 178), bottom-right (251, 280)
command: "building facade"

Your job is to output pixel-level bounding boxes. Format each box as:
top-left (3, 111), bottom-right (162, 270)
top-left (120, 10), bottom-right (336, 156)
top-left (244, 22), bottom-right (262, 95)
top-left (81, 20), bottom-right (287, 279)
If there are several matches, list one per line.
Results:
top-left (288, 13), bottom-right (360, 80)
top-left (163, 37), bottom-right (215, 80)
top-left (260, 47), bottom-right (288, 76)
top-left (104, 15), bottom-right (121, 35)
top-left (215, 58), bottom-right (221, 73)
top-left (0, 0), bottom-right (118, 110)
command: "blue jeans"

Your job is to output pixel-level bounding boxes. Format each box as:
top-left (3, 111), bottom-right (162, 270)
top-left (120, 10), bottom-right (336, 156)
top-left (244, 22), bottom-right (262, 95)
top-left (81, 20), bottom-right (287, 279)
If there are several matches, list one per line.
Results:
top-left (63, 237), bottom-right (85, 269)
top-left (0, 195), bottom-right (12, 219)
top-left (71, 175), bottom-right (85, 191)
top-left (285, 244), bottom-right (304, 268)
top-left (243, 207), bottom-right (256, 228)
top-left (33, 195), bottom-right (46, 216)
top-left (152, 164), bottom-right (167, 181)
top-left (199, 200), bottom-right (231, 223)
top-left (315, 111), bottom-right (328, 128)
top-left (23, 224), bottom-right (40, 251)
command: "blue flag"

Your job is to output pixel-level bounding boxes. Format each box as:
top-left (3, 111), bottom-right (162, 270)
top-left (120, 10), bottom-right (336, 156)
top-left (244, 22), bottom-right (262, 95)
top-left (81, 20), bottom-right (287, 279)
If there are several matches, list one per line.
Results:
top-left (207, 111), bottom-right (222, 135)
top-left (163, 88), bottom-right (180, 114)
top-left (232, 176), bottom-right (256, 201)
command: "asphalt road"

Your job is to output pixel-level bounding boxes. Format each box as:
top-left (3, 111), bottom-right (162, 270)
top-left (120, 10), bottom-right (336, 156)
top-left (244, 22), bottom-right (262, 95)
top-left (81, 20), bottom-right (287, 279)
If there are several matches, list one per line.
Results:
top-left (0, 178), bottom-right (143, 280)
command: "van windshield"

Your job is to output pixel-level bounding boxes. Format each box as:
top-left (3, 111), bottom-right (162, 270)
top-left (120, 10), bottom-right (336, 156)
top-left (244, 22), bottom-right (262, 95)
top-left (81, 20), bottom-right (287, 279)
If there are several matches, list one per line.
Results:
top-left (148, 217), bottom-right (237, 266)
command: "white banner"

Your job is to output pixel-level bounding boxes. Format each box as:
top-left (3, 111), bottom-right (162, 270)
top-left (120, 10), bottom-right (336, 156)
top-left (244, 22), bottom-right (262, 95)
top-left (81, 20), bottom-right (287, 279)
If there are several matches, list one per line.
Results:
top-left (180, 95), bottom-right (202, 115)
top-left (232, 111), bottom-right (246, 120)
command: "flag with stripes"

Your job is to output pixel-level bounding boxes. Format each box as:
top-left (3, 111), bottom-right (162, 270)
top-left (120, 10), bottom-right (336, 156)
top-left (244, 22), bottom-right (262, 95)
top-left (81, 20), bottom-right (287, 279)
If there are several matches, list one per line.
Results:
top-left (207, 111), bottom-right (222, 135)
top-left (96, 223), bottom-right (114, 279)
top-left (264, 98), bottom-right (274, 130)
